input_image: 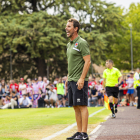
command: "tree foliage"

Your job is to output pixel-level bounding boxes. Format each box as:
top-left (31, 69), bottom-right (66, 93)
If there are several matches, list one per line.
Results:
top-left (0, 0), bottom-right (128, 80)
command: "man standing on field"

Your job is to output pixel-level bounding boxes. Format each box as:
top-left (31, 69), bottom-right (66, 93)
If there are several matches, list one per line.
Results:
top-left (103, 59), bottom-right (122, 118)
top-left (65, 18), bottom-right (91, 140)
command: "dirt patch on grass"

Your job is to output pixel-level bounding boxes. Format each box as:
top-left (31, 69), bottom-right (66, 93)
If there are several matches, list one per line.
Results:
top-left (1, 124), bottom-right (70, 140)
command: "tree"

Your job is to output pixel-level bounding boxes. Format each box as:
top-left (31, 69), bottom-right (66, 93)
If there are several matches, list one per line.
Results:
top-left (107, 3), bottom-right (140, 70)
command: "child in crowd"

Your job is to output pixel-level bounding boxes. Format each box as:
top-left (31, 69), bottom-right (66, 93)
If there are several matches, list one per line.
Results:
top-left (120, 96), bottom-right (127, 106)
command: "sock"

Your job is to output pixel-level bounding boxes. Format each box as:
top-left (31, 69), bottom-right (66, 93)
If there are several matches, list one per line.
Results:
top-left (109, 102), bottom-right (114, 114)
top-left (115, 103), bottom-right (118, 109)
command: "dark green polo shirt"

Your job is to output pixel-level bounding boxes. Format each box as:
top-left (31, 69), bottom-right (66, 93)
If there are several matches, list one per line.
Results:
top-left (67, 36), bottom-right (90, 82)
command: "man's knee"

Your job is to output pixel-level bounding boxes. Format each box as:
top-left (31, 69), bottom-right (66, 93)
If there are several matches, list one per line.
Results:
top-left (109, 96), bottom-right (113, 103)
top-left (10, 98), bottom-right (14, 103)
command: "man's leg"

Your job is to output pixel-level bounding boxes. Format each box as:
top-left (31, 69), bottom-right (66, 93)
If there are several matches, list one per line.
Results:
top-left (73, 106), bottom-right (82, 132)
top-left (1, 103), bottom-right (12, 109)
top-left (11, 99), bottom-right (17, 109)
top-left (114, 97), bottom-right (118, 113)
top-left (109, 96), bottom-right (114, 115)
top-left (78, 106), bottom-right (88, 133)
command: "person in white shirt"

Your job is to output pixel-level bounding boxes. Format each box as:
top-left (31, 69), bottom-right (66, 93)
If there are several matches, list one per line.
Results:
top-left (126, 71), bottom-right (134, 106)
top-left (44, 85), bottom-right (57, 108)
top-left (19, 78), bottom-right (27, 96)
top-left (41, 77), bottom-right (49, 93)
top-left (19, 94), bottom-right (32, 108)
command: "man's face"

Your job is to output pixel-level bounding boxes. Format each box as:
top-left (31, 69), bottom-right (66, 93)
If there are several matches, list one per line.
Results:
top-left (12, 80), bottom-right (15, 84)
top-left (106, 62), bottom-right (112, 68)
top-left (65, 22), bottom-right (75, 38)
top-left (130, 73), bottom-right (134, 77)
top-left (38, 77), bottom-right (42, 81)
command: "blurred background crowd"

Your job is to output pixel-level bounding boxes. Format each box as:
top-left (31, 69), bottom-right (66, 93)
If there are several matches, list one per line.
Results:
top-left (0, 68), bottom-right (139, 109)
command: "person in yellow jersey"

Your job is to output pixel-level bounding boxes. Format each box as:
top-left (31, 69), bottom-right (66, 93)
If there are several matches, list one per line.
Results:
top-left (103, 59), bottom-right (122, 118)
top-left (56, 78), bottom-right (65, 108)
top-left (134, 68), bottom-right (140, 109)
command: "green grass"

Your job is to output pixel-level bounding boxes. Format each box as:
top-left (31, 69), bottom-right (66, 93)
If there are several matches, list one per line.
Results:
top-left (0, 107), bottom-right (110, 140)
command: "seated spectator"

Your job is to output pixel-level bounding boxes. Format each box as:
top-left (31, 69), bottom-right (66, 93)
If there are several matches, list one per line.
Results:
top-left (0, 95), bottom-right (4, 107)
top-left (44, 84), bottom-right (57, 108)
top-left (88, 83), bottom-right (98, 107)
top-left (19, 94), bottom-right (32, 108)
top-left (2, 94), bottom-right (10, 106)
top-left (1, 91), bottom-right (18, 109)
top-left (120, 95), bottom-right (127, 106)
top-left (0, 79), bottom-right (8, 96)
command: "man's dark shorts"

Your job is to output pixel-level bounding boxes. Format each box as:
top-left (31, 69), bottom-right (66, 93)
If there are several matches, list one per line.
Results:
top-left (106, 87), bottom-right (119, 98)
top-left (57, 94), bottom-right (64, 101)
top-left (68, 81), bottom-right (88, 106)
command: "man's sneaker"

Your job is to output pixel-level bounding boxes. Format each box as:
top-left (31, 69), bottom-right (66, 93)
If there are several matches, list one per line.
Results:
top-left (67, 132), bottom-right (81, 140)
top-left (111, 114), bottom-right (116, 119)
top-left (74, 132), bottom-right (89, 140)
top-left (115, 108), bottom-right (117, 113)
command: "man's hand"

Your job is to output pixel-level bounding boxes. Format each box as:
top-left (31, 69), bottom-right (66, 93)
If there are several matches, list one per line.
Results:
top-left (115, 83), bottom-right (119, 87)
top-left (76, 78), bottom-right (84, 90)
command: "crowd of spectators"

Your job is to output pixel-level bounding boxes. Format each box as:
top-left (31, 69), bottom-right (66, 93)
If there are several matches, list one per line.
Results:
top-left (0, 71), bottom-right (138, 109)
top-left (0, 76), bottom-right (68, 109)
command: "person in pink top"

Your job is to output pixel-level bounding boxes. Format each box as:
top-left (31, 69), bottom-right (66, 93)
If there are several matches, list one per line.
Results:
top-left (32, 78), bottom-right (41, 108)
top-left (27, 82), bottom-right (34, 104)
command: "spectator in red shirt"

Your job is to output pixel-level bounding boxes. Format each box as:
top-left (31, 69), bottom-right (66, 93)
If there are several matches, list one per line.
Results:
top-left (122, 79), bottom-right (128, 95)
top-left (10, 80), bottom-right (19, 95)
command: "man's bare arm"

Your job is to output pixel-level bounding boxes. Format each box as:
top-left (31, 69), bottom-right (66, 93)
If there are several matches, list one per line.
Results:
top-left (77, 55), bottom-right (91, 90)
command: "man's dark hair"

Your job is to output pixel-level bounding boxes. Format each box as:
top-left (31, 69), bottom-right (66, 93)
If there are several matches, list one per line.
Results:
top-left (106, 59), bottom-right (113, 64)
top-left (68, 18), bottom-right (80, 33)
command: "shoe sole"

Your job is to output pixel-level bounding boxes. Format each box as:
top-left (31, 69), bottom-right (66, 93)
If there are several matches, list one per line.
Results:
top-left (73, 138), bottom-right (89, 140)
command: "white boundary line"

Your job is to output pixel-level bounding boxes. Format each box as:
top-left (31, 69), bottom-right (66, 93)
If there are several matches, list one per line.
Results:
top-left (41, 108), bottom-right (105, 140)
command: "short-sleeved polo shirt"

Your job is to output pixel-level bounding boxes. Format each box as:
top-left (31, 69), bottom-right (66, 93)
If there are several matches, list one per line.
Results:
top-left (103, 67), bottom-right (122, 87)
top-left (67, 36), bottom-right (90, 82)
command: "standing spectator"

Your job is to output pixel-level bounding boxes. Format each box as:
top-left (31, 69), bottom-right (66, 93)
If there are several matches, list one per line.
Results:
top-left (32, 78), bottom-right (41, 108)
top-left (41, 77), bottom-right (49, 93)
top-left (96, 81), bottom-right (104, 106)
top-left (53, 76), bottom-right (59, 85)
top-left (56, 78), bottom-right (65, 107)
top-left (1, 91), bottom-right (18, 109)
top-left (27, 78), bottom-right (31, 85)
top-left (27, 82), bottom-right (34, 104)
top-left (10, 80), bottom-right (19, 95)
top-left (19, 78), bottom-right (27, 96)
top-left (126, 71), bottom-right (134, 106)
top-left (19, 94), bottom-right (32, 108)
top-left (38, 76), bottom-right (43, 89)
top-left (122, 79), bottom-right (128, 95)
top-left (119, 80), bottom-right (124, 102)
top-left (0, 80), bottom-right (8, 96)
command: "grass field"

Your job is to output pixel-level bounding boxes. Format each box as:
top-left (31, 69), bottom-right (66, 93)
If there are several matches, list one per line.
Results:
top-left (0, 107), bottom-right (110, 140)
